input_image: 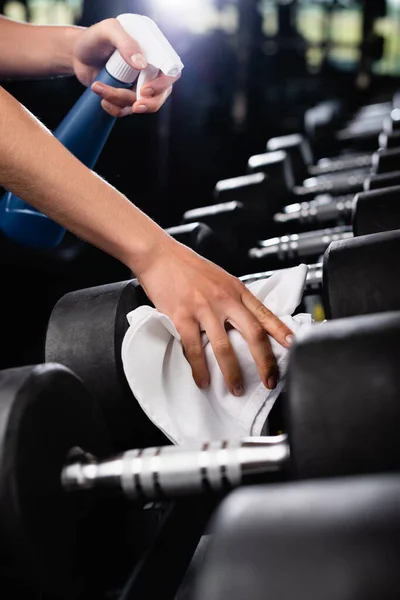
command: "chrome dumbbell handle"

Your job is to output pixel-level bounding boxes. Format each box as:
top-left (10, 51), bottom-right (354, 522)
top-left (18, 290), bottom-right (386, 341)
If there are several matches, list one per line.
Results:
top-left (295, 172), bottom-right (366, 197)
top-left (249, 226), bottom-right (353, 263)
top-left (274, 194), bottom-right (354, 228)
top-left (62, 436), bottom-right (290, 501)
top-left (241, 263), bottom-right (323, 294)
top-left (309, 154), bottom-right (372, 176)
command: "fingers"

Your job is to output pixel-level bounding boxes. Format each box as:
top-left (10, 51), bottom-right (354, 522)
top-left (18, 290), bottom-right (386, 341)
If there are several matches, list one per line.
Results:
top-left (241, 287), bottom-right (294, 349)
top-left (140, 72), bottom-right (181, 97)
top-left (100, 101), bottom-right (132, 118)
top-left (226, 307), bottom-right (279, 390)
top-left (133, 86), bottom-right (173, 114)
top-left (204, 318), bottom-right (243, 397)
top-left (99, 18), bottom-right (147, 71)
top-left (92, 83), bottom-right (136, 116)
top-left (179, 321), bottom-right (210, 390)
top-left (92, 80), bottom-right (175, 116)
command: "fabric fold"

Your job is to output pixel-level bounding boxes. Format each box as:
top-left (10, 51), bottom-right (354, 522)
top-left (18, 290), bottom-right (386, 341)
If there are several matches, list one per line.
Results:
top-left (122, 264), bottom-right (313, 444)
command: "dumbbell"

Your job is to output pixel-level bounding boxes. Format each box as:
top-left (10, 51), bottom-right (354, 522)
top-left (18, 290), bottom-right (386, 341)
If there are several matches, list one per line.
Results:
top-left (305, 94), bottom-right (400, 157)
top-left (247, 140), bottom-right (400, 203)
top-left (42, 311), bottom-right (400, 504)
top-left (0, 363), bottom-right (120, 598)
top-left (211, 142), bottom-right (400, 236)
top-left (0, 363), bottom-right (208, 600)
top-left (305, 108), bottom-right (400, 180)
top-left (266, 128), bottom-right (400, 186)
top-left (183, 173), bottom-right (400, 274)
top-left (245, 229), bottom-right (400, 320)
top-left (190, 475), bottom-right (400, 600)
top-left (6, 312), bottom-right (400, 594)
top-left (215, 111), bottom-right (400, 215)
top-left (248, 185), bottom-right (400, 271)
top-left (273, 179), bottom-right (400, 234)
top-left (45, 228), bottom-right (400, 456)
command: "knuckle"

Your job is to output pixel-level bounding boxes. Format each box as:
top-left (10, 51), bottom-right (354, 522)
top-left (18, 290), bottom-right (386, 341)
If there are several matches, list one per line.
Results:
top-left (237, 279), bottom-right (248, 294)
top-left (213, 286), bottom-right (231, 303)
top-left (255, 303), bottom-right (273, 323)
top-left (214, 336), bottom-right (231, 355)
top-left (190, 291), bottom-right (210, 315)
top-left (184, 342), bottom-right (203, 361)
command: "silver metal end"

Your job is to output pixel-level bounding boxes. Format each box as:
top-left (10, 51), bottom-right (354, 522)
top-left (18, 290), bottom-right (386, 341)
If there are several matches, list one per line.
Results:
top-left (62, 436), bottom-right (290, 501)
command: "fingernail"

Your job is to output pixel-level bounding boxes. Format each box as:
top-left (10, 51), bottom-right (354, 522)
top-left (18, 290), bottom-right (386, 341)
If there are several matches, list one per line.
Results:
top-left (134, 104), bottom-right (148, 113)
top-left (232, 384), bottom-right (244, 397)
top-left (285, 334), bottom-right (294, 347)
top-left (141, 88), bottom-right (155, 98)
top-left (267, 376), bottom-right (277, 390)
top-left (200, 379), bottom-right (210, 390)
top-left (131, 53), bottom-right (147, 69)
top-left (92, 82), bottom-right (105, 92)
top-left (101, 100), bottom-right (113, 111)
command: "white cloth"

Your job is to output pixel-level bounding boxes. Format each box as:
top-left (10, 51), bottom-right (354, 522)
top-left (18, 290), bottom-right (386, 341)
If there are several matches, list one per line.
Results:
top-left (122, 264), bottom-right (313, 445)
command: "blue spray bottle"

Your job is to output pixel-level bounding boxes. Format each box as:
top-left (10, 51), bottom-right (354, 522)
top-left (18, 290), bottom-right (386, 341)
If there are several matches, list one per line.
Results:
top-left (0, 14), bottom-right (183, 249)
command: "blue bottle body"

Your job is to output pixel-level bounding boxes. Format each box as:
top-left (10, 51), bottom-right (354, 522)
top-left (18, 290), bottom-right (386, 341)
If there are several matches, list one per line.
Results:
top-left (0, 69), bottom-right (131, 248)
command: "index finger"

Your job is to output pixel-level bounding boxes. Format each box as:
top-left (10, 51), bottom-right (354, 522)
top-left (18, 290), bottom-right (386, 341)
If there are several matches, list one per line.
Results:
top-left (241, 287), bottom-right (294, 349)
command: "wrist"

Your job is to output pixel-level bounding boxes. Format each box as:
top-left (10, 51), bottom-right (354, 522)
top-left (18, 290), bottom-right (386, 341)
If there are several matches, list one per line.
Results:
top-left (50, 25), bottom-right (85, 75)
top-left (127, 222), bottom-right (177, 280)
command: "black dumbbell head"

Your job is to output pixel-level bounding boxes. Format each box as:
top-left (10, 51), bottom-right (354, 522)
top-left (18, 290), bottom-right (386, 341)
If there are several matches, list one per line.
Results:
top-left (383, 109), bottom-right (400, 134)
top-left (378, 130), bottom-right (400, 150)
top-left (364, 170), bottom-right (400, 191)
top-left (323, 230), bottom-right (400, 319)
top-left (195, 475), bottom-right (400, 600)
top-left (214, 172), bottom-right (268, 204)
top-left (287, 312), bottom-right (400, 479)
top-left (247, 150), bottom-right (295, 211)
top-left (46, 280), bottom-right (167, 452)
top-left (353, 186), bottom-right (400, 237)
top-left (266, 134), bottom-right (313, 184)
top-left (183, 200), bottom-right (245, 226)
top-left (371, 147), bottom-right (400, 175)
top-left (304, 100), bottom-right (345, 146)
top-left (0, 364), bottom-right (111, 597)
top-left (165, 222), bottom-right (230, 268)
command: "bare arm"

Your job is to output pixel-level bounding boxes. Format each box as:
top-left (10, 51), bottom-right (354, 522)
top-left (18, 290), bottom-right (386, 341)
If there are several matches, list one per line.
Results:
top-left (0, 85), bottom-right (165, 269)
top-left (0, 86), bottom-right (293, 395)
top-left (0, 15), bottom-right (81, 78)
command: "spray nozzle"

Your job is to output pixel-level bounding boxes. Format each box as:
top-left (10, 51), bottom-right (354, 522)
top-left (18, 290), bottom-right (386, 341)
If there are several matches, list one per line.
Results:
top-left (106, 14), bottom-right (184, 100)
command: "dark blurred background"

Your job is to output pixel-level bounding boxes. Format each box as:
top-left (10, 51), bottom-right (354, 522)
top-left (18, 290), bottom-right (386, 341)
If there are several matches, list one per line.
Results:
top-left (1, 0), bottom-right (399, 227)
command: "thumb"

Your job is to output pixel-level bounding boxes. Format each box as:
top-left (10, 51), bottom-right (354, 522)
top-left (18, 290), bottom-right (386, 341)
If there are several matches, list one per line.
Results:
top-left (103, 18), bottom-right (148, 71)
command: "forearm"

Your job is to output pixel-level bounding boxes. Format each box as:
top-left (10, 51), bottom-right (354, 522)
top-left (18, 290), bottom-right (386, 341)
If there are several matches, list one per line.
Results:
top-left (0, 15), bottom-right (83, 78)
top-left (0, 86), bottom-right (169, 272)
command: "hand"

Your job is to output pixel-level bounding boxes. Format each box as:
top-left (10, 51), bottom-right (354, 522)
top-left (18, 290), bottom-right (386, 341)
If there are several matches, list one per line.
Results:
top-left (136, 238), bottom-right (294, 397)
top-left (71, 18), bottom-right (180, 117)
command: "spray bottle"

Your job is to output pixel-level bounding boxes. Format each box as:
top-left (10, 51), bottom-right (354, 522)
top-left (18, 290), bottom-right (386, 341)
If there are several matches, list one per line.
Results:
top-left (0, 14), bottom-right (183, 248)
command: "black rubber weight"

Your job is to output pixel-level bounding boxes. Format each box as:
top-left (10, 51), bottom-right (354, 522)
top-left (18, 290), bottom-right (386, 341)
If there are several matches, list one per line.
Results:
top-left (323, 229), bottom-right (400, 319)
top-left (0, 363), bottom-right (112, 598)
top-left (46, 280), bottom-right (168, 452)
top-left (286, 312), bottom-right (400, 479)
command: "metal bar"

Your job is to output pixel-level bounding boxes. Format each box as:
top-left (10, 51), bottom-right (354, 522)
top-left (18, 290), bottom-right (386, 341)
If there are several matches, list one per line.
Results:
top-left (62, 436), bottom-right (290, 501)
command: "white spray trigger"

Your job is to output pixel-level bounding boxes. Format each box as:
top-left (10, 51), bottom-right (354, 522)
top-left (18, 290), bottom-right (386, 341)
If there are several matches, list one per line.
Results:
top-left (136, 64), bottom-right (160, 101)
top-left (105, 14), bottom-right (184, 94)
